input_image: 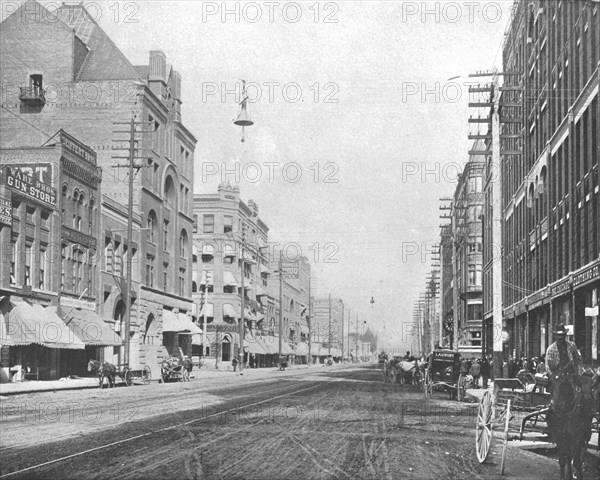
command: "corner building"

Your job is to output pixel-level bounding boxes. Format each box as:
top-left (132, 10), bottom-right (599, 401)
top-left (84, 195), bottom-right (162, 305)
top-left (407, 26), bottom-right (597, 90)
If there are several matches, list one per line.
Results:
top-left (0, 1), bottom-right (198, 375)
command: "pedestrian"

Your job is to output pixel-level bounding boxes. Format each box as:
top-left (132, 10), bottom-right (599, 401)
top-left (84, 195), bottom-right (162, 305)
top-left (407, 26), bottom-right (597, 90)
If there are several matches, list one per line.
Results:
top-left (480, 355), bottom-right (491, 389)
top-left (232, 356), bottom-right (238, 372)
top-left (470, 359), bottom-right (481, 388)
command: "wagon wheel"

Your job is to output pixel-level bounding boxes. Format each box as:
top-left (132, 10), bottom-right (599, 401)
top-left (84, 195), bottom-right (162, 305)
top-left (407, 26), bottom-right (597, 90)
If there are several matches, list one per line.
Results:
top-left (181, 368), bottom-right (190, 382)
top-left (161, 369), bottom-right (168, 383)
top-left (424, 370), bottom-right (433, 399)
top-left (123, 368), bottom-right (133, 387)
top-left (500, 399), bottom-right (511, 475)
top-left (476, 390), bottom-right (494, 463)
top-left (457, 374), bottom-right (467, 402)
top-left (141, 365), bottom-right (152, 385)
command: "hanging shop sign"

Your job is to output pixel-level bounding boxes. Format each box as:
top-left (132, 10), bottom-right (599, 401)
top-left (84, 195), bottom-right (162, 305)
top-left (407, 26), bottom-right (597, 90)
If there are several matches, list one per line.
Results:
top-left (0, 198), bottom-right (11, 226)
top-left (3, 166), bottom-right (57, 209)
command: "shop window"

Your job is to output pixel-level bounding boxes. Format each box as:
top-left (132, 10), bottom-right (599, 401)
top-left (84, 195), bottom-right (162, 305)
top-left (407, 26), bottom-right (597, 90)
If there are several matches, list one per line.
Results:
top-left (203, 215), bottom-right (214, 233)
top-left (224, 215), bottom-right (233, 233)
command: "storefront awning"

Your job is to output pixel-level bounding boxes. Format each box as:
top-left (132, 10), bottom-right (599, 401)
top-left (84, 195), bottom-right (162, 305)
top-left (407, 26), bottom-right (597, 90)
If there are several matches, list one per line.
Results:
top-left (223, 271), bottom-right (238, 287)
top-left (0, 310), bottom-right (16, 346)
top-left (244, 334), bottom-right (268, 355)
top-left (162, 310), bottom-right (202, 334)
top-left (6, 303), bottom-right (85, 349)
top-left (222, 303), bottom-right (239, 319)
top-left (63, 308), bottom-right (122, 346)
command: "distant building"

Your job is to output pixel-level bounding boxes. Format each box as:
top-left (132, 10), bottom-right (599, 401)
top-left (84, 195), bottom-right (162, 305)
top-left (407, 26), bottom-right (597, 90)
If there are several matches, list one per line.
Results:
top-left (311, 296), bottom-right (344, 360)
top-left (451, 144), bottom-right (484, 355)
top-left (192, 184), bottom-right (271, 367)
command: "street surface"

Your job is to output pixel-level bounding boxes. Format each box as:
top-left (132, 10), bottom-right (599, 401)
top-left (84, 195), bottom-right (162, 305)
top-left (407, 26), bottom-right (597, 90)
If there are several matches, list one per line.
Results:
top-left (0, 365), bottom-right (593, 480)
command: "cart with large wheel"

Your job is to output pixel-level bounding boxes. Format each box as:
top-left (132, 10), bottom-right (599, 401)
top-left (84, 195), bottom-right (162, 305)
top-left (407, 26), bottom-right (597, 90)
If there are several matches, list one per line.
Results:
top-left (118, 364), bottom-right (152, 386)
top-left (475, 377), bottom-right (552, 475)
top-left (423, 349), bottom-right (466, 401)
top-left (160, 356), bottom-right (192, 383)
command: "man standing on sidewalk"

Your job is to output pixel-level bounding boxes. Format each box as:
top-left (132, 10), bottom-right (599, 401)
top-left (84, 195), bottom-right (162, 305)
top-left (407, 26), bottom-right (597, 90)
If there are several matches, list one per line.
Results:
top-left (480, 355), bottom-right (491, 389)
top-left (545, 324), bottom-right (582, 377)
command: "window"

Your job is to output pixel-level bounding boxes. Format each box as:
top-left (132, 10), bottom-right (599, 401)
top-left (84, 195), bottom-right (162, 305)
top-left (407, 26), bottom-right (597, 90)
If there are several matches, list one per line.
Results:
top-left (179, 230), bottom-right (188, 258)
top-left (88, 199), bottom-right (95, 235)
top-left (163, 264), bottom-right (169, 290)
top-left (61, 244), bottom-right (66, 290)
top-left (224, 215), bottom-right (233, 233)
top-left (24, 244), bottom-right (32, 286)
top-left (163, 220), bottom-right (169, 250)
top-left (72, 249), bottom-right (84, 293)
top-left (39, 247), bottom-right (47, 290)
top-left (468, 268), bottom-right (482, 286)
top-left (179, 268), bottom-right (186, 297)
top-left (10, 236), bottom-right (17, 285)
top-left (147, 211), bottom-right (157, 243)
top-left (146, 255), bottom-right (155, 288)
top-left (203, 215), bottom-right (214, 233)
top-left (41, 210), bottom-right (50, 230)
top-left (467, 304), bottom-right (483, 321)
top-left (61, 185), bottom-right (67, 222)
top-left (105, 239), bottom-right (114, 274)
top-left (26, 206), bottom-right (35, 224)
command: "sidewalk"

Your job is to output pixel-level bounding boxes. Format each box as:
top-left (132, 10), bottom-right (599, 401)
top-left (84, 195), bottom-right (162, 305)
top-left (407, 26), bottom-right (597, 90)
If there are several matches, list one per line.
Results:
top-left (0, 363), bottom-right (323, 396)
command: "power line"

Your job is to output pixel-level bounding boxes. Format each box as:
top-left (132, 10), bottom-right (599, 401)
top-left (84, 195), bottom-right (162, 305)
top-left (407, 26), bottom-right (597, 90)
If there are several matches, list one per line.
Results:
top-left (0, 105), bottom-right (53, 140)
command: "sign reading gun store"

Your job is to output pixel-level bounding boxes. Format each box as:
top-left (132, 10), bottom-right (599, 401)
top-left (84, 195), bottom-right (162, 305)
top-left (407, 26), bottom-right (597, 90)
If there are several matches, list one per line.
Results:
top-left (3, 164), bottom-right (57, 209)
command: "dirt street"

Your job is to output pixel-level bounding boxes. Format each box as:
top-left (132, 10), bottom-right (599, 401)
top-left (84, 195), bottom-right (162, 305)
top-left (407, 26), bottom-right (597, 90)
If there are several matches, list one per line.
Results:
top-left (0, 365), bottom-right (591, 479)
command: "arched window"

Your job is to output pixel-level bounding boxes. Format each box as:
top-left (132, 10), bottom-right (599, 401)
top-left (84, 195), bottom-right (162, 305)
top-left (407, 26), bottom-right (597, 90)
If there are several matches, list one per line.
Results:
top-left (192, 281), bottom-right (197, 293)
top-left (164, 175), bottom-right (176, 209)
top-left (147, 210), bottom-right (158, 243)
top-left (179, 230), bottom-right (188, 258)
top-left (72, 248), bottom-right (84, 292)
top-left (88, 198), bottom-right (95, 235)
top-left (61, 185), bottom-right (68, 222)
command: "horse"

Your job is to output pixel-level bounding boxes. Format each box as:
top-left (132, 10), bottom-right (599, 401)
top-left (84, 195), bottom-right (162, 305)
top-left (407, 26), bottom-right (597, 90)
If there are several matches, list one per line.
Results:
top-left (87, 359), bottom-right (117, 389)
top-left (546, 373), bottom-right (594, 480)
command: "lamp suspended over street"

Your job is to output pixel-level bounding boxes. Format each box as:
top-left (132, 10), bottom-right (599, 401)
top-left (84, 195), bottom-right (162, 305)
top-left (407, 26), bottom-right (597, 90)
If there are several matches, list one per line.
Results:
top-left (234, 79), bottom-right (254, 142)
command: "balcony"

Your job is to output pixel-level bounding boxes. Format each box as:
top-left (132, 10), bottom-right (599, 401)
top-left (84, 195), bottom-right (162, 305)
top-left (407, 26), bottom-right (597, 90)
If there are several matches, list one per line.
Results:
top-left (19, 86), bottom-right (46, 105)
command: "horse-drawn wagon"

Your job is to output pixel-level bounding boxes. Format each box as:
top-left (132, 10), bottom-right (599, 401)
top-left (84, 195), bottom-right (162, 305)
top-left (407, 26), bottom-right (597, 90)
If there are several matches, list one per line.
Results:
top-left (87, 360), bottom-right (152, 388)
top-left (423, 349), bottom-right (466, 400)
top-left (160, 356), bottom-right (193, 383)
top-left (476, 371), bottom-right (599, 478)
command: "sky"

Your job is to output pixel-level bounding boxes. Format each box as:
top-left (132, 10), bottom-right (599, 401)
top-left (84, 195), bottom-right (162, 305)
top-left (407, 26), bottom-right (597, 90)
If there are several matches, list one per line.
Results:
top-left (26, 0), bottom-right (513, 352)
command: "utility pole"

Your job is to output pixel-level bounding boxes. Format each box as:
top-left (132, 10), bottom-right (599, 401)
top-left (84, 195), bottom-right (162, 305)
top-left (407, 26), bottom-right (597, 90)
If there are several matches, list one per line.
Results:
top-left (308, 275), bottom-right (312, 364)
top-left (278, 250), bottom-right (283, 364)
top-left (355, 314), bottom-right (358, 363)
top-left (239, 242), bottom-right (245, 372)
top-left (340, 299), bottom-right (344, 361)
top-left (328, 292), bottom-right (332, 356)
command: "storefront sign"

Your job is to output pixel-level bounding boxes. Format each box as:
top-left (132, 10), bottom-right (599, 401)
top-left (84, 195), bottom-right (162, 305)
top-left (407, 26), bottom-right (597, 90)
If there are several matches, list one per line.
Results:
top-left (573, 265), bottom-right (599, 288)
top-left (4, 167), bottom-right (57, 209)
top-left (60, 131), bottom-right (96, 165)
top-left (585, 306), bottom-right (599, 317)
top-left (0, 198), bottom-right (11, 226)
top-left (206, 324), bottom-right (238, 333)
top-left (550, 279), bottom-right (570, 297)
top-left (4, 163), bottom-right (52, 184)
top-left (281, 261), bottom-right (299, 279)
top-left (62, 225), bottom-right (98, 250)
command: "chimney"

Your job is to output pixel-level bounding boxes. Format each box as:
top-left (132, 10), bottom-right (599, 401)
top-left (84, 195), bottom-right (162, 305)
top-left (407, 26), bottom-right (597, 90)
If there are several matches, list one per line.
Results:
top-left (149, 50), bottom-right (167, 83)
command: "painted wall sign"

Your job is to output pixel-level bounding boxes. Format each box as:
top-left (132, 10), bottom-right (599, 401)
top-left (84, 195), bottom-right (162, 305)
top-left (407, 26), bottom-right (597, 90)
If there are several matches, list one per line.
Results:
top-left (4, 167), bottom-right (57, 209)
top-left (0, 197), bottom-right (11, 226)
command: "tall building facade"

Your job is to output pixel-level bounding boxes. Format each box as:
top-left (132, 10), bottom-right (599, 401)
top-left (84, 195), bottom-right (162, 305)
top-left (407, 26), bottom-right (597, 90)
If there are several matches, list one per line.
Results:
top-left (0, 1), bottom-right (198, 376)
top-left (192, 184), bottom-right (272, 367)
top-left (452, 147), bottom-right (485, 354)
top-left (311, 296), bottom-right (344, 358)
top-left (499, 0), bottom-right (599, 365)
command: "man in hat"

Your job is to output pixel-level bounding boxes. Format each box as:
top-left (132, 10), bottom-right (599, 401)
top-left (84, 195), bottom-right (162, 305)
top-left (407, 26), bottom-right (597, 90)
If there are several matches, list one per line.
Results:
top-left (545, 324), bottom-right (582, 377)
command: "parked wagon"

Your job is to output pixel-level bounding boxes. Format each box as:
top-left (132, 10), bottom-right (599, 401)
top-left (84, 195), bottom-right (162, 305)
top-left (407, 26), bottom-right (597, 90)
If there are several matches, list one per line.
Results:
top-left (475, 377), bottom-right (553, 474)
top-left (88, 360), bottom-right (152, 388)
top-left (423, 349), bottom-right (466, 401)
top-left (160, 356), bottom-right (192, 383)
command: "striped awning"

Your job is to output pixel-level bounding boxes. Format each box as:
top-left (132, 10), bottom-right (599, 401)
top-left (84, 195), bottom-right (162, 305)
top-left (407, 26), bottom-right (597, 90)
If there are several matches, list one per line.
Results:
top-left (222, 303), bottom-right (238, 319)
top-left (162, 310), bottom-right (202, 334)
top-left (223, 271), bottom-right (238, 287)
top-left (5, 303), bottom-right (85, 349)
top-left (63, 308), bottom-right (122, 346)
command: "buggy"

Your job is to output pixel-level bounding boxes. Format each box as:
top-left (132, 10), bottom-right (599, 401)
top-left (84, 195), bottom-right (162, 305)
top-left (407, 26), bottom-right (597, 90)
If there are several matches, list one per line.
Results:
top-left (423, 349), bottom-right (466, 401)
top-left (160, 356), bottom-right (193, 383)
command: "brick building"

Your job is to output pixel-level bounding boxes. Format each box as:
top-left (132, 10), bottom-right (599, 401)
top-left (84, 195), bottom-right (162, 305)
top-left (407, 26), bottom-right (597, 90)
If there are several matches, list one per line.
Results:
top-left (192, 184), bottom-right (273, 368)
top-left (0, 1), bottom-right (198, 376)
top-left (498, 0), bottom-right (599, 366)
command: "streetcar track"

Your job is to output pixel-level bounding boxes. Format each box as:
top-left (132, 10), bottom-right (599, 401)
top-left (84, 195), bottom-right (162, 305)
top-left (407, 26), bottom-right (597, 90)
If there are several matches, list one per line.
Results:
top-left (0, 380), bottom-right (324, 479)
